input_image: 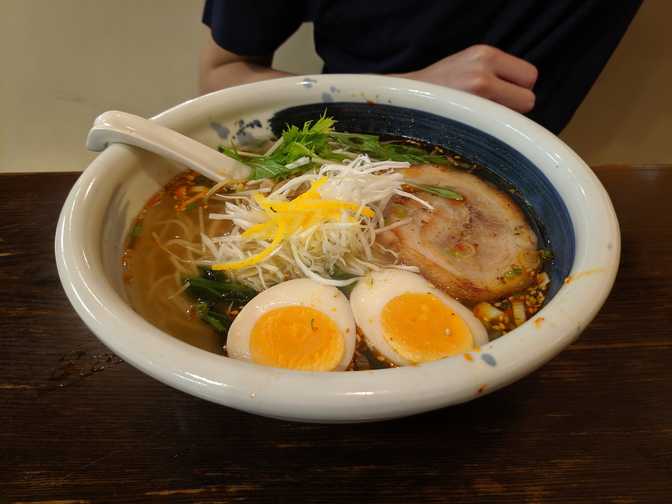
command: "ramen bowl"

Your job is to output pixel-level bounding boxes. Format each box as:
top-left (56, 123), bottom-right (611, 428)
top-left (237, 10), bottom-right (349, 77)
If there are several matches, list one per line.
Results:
top-left (55, 75), bottom-right (619, 423)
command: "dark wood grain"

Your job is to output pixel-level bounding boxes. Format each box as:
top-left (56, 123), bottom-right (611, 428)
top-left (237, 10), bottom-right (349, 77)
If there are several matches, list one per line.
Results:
top-left (1, 167), bottom-right (671, 503)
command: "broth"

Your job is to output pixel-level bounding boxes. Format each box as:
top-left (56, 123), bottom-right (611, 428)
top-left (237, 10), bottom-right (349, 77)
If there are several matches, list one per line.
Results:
top-left (123, 173), bottom-right (232, 353)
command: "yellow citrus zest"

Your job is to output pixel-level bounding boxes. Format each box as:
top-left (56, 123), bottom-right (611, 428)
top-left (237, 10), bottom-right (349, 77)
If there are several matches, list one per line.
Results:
top-left (212, 177), bottom-right (374, 271)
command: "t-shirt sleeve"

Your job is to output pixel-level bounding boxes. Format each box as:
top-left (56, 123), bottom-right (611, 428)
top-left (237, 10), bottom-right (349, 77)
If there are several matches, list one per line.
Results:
top-left (203, 0), bottom-right (305, 57)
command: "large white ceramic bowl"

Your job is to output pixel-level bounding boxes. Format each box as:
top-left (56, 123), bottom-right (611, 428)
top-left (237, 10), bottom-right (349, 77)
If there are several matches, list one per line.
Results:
top-left (55, 75), bottom-right (619, 423)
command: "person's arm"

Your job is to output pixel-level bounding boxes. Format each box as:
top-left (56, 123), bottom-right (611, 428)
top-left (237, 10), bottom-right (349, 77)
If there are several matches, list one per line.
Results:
top-left (199, 34), bottom-right (291, 94)
top-left (200, 38), bottom-right (537, 113)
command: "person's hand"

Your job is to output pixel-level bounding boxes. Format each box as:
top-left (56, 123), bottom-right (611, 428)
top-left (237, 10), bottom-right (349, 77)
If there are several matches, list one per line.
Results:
top-left (404, 45), bottom-right (538, 113)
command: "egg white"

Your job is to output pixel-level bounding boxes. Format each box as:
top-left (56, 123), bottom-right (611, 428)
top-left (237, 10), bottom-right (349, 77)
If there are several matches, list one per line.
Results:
top-left (227, 278), bottom-right (356, 371)
top-left (349, 269), bottom-right (489, 366)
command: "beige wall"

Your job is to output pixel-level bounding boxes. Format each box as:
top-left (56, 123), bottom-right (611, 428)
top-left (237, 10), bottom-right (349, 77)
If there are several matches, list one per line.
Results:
top-left (0, 0), bottom-right (206, 173)
top-left (560, 0), bottom-right (671, 165)
top-left (1, 0), bottom-right (668, 173)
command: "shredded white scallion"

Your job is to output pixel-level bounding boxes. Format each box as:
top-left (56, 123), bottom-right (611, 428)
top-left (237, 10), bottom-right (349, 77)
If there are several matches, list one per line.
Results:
top-left (375, 217), bottom-right (413, 234)
top-left (284, 156), bottom-right (311, 170)
top-left (165, 154), bottom-right (429, 290)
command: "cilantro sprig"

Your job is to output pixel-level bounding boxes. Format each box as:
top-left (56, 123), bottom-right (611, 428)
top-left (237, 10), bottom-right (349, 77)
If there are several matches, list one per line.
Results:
top-left (219, 115), bottom-right (457, 181)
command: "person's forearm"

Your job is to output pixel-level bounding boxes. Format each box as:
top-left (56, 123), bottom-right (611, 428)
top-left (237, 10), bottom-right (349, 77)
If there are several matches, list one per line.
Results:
top-left (199, 42), bottom-right (536, 114)
top-left (200, 61), bottom-right (292, 95)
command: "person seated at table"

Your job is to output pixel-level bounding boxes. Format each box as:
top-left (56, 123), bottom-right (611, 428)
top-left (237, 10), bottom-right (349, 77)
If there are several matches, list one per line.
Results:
top-left (198, 0), bottom-right (641, 134)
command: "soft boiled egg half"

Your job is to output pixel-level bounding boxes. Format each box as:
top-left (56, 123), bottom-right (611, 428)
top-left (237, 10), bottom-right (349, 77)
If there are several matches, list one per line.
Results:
top-left (227, 279), bottom-right (356, 371)
top-left (350, 270), bottom-right (488, 366)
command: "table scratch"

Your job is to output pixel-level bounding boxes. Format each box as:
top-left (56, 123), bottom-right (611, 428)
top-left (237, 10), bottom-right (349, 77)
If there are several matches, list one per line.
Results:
top-left (145, 483), bottom-right (255, 496)
top-left (56, 426), bottom-right (175, 485)
top-left (13, 501), bottom-right (91, 504)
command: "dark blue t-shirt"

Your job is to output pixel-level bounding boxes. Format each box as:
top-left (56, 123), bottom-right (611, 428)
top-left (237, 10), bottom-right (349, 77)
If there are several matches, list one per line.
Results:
top-left (203, 0), bottom-right (641, 133)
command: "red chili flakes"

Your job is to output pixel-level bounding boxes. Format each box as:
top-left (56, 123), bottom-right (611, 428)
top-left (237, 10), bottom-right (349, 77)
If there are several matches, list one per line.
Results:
top-left (174, 185), bottom-right (188, 199)
top-left (146, 192), bottom-right (163, 208)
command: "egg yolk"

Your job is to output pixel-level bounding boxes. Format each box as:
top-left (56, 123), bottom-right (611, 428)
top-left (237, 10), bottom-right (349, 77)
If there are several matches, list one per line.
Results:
top-left (381, 293), bottom-right (473, 363)
top-left (250, 306), bottom-right (344, 371)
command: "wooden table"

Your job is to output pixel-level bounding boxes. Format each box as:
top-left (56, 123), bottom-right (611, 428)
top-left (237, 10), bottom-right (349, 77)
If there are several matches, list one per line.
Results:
top-left (1, 166), bottom-right (671, 503)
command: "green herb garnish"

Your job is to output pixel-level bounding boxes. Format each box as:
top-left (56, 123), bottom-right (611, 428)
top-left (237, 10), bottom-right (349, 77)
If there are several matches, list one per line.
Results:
top-left (330, 132), bottom-right (453, 165)
top-left (223, 115), bottom-right (336, 180)
top-left (539, 249), bottom-right (554, 261)
top-left (195, 302), bottom-right (231, 333)
top-left (405, 182), bottom-right (464, 201)
top-left (503, 265), bottom-right (524, 280)
top-left (185, 269), bottom-right (258, 336)
top-left (219, 114), bottom-right (460, 181)
top-left (186, 276), bottom-right (257, 304)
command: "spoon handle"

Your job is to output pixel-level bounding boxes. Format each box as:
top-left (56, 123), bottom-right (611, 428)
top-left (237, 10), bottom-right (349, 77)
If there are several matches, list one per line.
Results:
top-left (86, 111), bottom-right (251, 182)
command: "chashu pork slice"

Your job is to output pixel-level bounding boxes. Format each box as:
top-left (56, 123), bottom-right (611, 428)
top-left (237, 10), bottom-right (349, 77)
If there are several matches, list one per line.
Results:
top-left (379, 164), bottom-right (539, 303)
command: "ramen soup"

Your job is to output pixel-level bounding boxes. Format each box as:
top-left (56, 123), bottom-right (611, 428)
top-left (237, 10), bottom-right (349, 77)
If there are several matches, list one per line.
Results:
top-left (123, 117), bottom-right (551, 371)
